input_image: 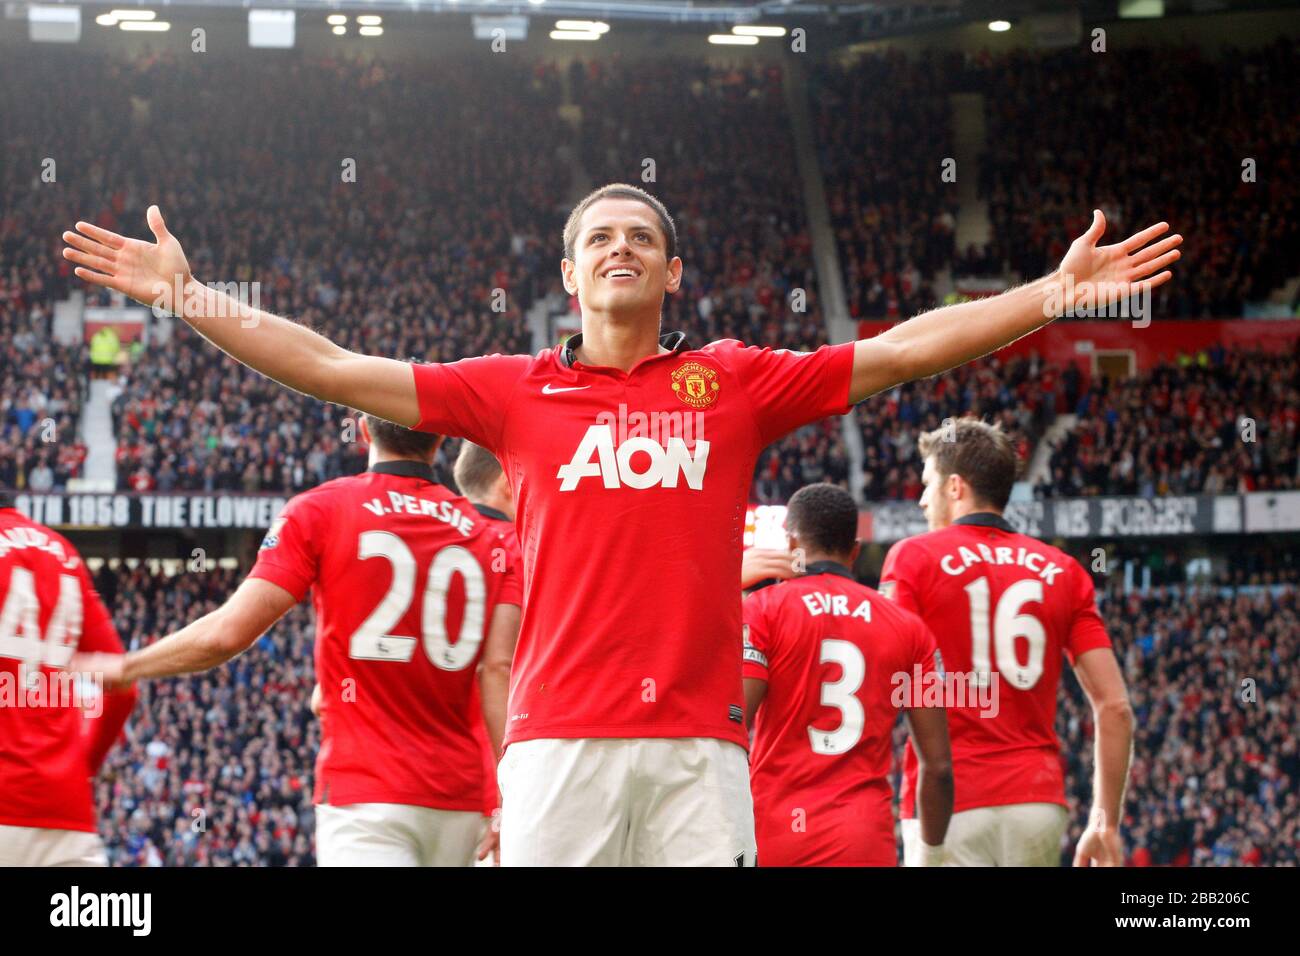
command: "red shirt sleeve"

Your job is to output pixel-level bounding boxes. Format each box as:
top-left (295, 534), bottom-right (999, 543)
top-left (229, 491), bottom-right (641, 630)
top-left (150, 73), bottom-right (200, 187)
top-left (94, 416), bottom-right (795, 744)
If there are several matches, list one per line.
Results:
top-left (1064, 560), bottom-right (1111, 665)
top-left (741, 590), bottom-right (773, 681)
top-left (710, 340), bottom-right (856, 447)
top-left (246, 493), bottom-right (327, 602)
top-left (410, 354), bottom-right (532, 452)
top-left (879, 539), bottom-right (928, 616)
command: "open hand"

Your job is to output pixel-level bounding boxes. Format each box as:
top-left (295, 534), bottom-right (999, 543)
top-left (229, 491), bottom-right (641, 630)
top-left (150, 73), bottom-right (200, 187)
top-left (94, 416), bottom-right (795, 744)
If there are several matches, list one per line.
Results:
top-left (63, 205), bottom-right (193, 315)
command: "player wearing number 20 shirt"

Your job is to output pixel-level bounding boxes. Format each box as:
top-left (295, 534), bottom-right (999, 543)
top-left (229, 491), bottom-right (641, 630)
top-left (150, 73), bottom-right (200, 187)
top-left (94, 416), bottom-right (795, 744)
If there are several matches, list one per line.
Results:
top-left (880, 420), bottom-right (1125, 867)
top-left (72, 418), bottom-right (522, 867)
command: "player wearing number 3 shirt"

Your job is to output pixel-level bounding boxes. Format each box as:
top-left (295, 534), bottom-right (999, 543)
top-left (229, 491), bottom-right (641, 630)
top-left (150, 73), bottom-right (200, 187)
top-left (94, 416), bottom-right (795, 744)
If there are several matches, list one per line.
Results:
top-left (742, 484), bottom-right (953, 867)
top-left (880, 420), bottom-right (1134, 867)
top-left (71, 418), bottom-right (522, 867)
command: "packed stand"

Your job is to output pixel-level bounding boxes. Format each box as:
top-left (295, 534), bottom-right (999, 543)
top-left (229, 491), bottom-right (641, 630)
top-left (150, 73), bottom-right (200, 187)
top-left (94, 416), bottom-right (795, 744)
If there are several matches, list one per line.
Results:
top-left (852, 353), bottom-right (1062, 503)
top-left (0, 300), bottom-right (87, 491)
top-left (1038, 345), bottom-right (1299, 497)
top-left (977, 39), bottom-right (1300, 317)
top-left (1058, 582), bottom-right (1299, 866)
top-left (811, 49), bottom-right (961, 321)
top-left (93, 564), bottom-right (319, 866)
top-left (4, 49), bottom-right (564, 494)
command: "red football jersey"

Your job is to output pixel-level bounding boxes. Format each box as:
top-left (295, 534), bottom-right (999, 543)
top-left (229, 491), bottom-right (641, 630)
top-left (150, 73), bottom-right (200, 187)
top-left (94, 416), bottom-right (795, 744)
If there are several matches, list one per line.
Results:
top-left (0, 508), bottom-right (134, 832)
top-left (879, 513), bottom-right (1111, 817)
top-left (248, 465), bottom-right (522, 811)
top-left (412, 334), bottom-right (855, 748)
top-left (465, 503), bottom-right (520, 816)
top-left (743, 564), bottom-right (939, 866)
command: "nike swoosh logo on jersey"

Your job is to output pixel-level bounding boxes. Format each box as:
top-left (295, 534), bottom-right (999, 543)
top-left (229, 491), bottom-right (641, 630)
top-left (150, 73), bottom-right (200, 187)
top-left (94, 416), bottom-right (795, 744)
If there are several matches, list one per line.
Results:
top-left (542, 383), bottom-right (592, 394)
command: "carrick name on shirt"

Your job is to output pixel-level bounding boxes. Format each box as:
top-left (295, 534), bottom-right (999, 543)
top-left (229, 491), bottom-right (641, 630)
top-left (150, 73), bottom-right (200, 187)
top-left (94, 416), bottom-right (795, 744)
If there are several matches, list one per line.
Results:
top-left (937, 542), bottom-right (1067, 584)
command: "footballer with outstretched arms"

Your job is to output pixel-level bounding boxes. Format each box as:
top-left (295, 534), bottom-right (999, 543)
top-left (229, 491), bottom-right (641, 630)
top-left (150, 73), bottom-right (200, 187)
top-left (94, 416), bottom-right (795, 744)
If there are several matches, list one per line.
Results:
top-left (75, 417), bottom-right (522, 867)
top-left (743, 484), bottom-right (953, 866)
top-left (880, 419), bottom-right (1135, 867)
top-left (452, 440), bottom-right (522, 864)
top-left (0, 497), bottom-right (137, 866)
top-left (62, 184), bottom-right (1178, 865)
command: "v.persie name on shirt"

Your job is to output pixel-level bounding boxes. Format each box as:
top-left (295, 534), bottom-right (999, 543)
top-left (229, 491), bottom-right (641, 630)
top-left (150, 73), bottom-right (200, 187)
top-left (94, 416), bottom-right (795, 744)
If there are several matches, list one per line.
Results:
top-left (361, 491), bottom-right (475, 536)
top-left (939, 542), bottom-right (1064, 584)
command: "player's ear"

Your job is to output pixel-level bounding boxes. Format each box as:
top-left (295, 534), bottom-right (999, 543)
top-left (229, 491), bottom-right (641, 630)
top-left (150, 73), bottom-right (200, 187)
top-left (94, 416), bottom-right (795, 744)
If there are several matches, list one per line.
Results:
top-left (496, 472), bottom-right (513, 505)
top-left (664, 256), bottom-right (684, 294)
top-left (358, 414), bottom-right (372, 445)
top-left (561, 257), bottom-right (578, 295)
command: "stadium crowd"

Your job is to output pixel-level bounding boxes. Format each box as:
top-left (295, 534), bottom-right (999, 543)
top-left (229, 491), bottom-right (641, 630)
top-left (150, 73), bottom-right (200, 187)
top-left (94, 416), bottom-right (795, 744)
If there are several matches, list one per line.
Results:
top-left (7, 50), bottom-right (560, 495)
top-left (976, 39), bottom-right (1300, 318)
top-left (812, 49), bottom-right (959, 321)
top-left (1039, 346), bottom-right (1299, 498)
top-left (1059, 582), bottom-right (1299, 866)
top-left (93, 564), bottom-right (319, 866)
top-left (0, 301), bottom-right (87, 492)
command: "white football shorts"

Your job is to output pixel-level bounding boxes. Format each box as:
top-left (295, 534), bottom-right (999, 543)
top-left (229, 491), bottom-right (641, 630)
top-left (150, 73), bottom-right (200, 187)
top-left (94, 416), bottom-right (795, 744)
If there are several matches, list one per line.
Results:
top-left (315, 802), bottom-right (483, 867)
top-left (498, 737), bottom-right (756, 867)
top-left (902, 802), bottom-right (1068, 867)
top-left (0, 824), bottom-right (107, 867)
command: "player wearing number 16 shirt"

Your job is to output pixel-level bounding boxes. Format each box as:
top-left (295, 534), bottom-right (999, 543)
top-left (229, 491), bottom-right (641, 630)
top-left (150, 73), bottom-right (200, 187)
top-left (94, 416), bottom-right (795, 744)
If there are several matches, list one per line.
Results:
top-left (72, 417), bottom-right (523, 867)
top-left (0, 498), bottom-right (137, 866)
top-left (880, 420), bottom-right (1134, 867)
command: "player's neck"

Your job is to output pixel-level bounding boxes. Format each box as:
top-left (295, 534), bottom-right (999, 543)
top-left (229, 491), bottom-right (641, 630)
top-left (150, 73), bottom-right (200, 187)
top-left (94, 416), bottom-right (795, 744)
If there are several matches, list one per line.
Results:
top-left (369, 452), bottom-right (434, 469)
top-left (575, 315), bottom-right (666, 372)
top-left (470, 490), bottom-right (513, 520)
top-left (800, 551), bottom-right (853, 571)
top-left (949, 504), bottom-right (1003, 524)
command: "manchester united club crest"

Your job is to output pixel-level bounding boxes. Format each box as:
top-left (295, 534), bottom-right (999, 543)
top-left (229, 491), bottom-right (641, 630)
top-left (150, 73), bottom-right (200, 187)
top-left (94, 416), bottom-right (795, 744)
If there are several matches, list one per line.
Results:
top-left (670, 361), bottom-right (720, 408)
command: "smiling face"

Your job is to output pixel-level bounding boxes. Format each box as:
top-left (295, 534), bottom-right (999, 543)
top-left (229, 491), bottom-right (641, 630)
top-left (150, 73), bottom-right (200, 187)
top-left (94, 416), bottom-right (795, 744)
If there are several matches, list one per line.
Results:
top-left (561, 197), bottom-right (683, 321)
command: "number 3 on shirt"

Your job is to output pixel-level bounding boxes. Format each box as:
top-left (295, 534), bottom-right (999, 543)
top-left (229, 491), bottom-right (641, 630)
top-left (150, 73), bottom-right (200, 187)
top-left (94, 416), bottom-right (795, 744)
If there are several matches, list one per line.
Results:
top-left (810, 638), bottom-right (865, 755)
top-left (348, 531), bottom-right (486, 671)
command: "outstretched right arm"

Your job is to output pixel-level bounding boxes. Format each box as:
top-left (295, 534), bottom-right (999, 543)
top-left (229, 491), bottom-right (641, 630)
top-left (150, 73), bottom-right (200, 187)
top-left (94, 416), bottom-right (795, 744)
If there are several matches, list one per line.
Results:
top-left (63, 206), bottom-right (420, 427)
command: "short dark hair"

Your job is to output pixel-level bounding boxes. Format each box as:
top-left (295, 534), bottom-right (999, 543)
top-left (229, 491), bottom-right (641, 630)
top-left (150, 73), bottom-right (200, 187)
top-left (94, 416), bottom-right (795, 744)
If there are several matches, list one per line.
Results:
top-left (363, 415), bottom-right (440, 460)
top-left (453, 441), bottom-right (504, 500)
top-left (785, 483), bottom-right (859, 558)
top-left (562, 183), bottom-right (678, 262)
top-left (917, 418), bottom-right (1018, 511)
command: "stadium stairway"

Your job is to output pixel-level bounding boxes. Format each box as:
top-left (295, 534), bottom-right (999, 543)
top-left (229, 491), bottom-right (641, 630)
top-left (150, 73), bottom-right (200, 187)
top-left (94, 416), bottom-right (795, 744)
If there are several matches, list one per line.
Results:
top-left (782, 59), bottom-right (867, 503)
top-left (949, 92), bottom-right (992, 260)
top-left (1025, 413), bottom-right (1077, 490)
top-left (76, 377), bottom-right (121, 493)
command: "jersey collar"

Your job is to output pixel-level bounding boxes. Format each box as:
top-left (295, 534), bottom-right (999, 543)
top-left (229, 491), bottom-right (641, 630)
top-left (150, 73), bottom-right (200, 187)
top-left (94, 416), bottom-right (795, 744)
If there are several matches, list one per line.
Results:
top-left (953, 511), bottom-right (1016, 533)
top-left (801, 560), bottom-right (856, 581)
top-left (472, 503), bottom-right (510, 523)
top-left (559, 330), bottom-right (690, 369)
top-left (369, 460), bottom-right (436, 484)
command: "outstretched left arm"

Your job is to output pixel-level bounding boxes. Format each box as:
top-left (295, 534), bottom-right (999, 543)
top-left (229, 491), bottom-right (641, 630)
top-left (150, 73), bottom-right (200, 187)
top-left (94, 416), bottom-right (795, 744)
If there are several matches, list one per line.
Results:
top-left (849, 211), bottom-right (1182, 404)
